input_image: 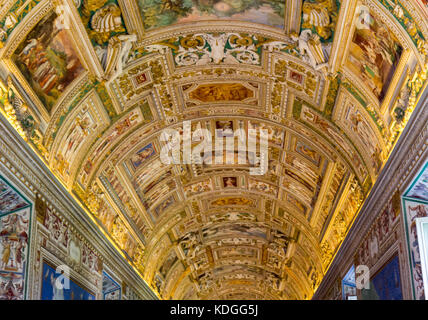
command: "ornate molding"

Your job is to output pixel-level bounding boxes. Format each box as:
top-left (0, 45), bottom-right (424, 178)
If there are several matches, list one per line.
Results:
top-left (0, 112), bottom-right (158, 299)
top-left (313, 86), bottom-right (428, 299)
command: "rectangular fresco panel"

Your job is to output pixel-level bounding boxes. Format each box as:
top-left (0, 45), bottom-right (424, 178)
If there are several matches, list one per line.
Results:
top-left (371, 254), bottom-right (403, 300)
top-left (153, 195), bottom-right (175, 219)
top-left (295, 139), bottom-right (321, 167)
top-left (41, 262), bottom-right (95, 300)
top-left (13, 12), bottom-right (85, 113)
top-left (0, 207), bottom-right (30, 300)
top-left (137, 0), bottom-right (285, 30)
top-left (79, 108), bottom-right (144, 185)
top-left (131, 143), bottom-right (156, 170)
top-left (346, 10), bottom-right (402, 101)
top-left (343, 103), bottom-right (382, 173)
top-left (202, 223), bottom-right (267, 240)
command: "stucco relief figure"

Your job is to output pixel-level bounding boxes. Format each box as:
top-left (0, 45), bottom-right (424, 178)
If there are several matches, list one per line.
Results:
top-left (291, 30), bottom-right (329, 71)
top-left (262, 40), bottom-right (295, 52)
top-left (179, 232), bottom-right (200, 259)
top-left (96, 33), bottom-right (138, 81)
top-left (302, 0), bottom-right (338, 41)
top-left (90, 3), bottom-right (124, 37)
top-left (60, 112), bottom-right (94, 170)
top-left (200, 33), bottom-right (237, 65)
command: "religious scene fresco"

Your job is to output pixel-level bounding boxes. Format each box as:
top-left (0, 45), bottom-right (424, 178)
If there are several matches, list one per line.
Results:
top-left (189, 83), bottom-right (254, 102)
top-left (137, 0), bottom-right (285, 30)
top-left (12, 11), bottom-right (85, 112)
top-left (346, 8), bottom-right (403, 101)
top-left (0, 0), bottom-right (426, 301)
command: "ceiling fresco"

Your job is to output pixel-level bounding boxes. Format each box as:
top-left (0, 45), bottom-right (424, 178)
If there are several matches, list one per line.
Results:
top-left (0, 0), bottom-right (427, 300)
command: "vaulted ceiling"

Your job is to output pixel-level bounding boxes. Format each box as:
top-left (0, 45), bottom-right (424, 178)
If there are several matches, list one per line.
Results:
top-left (0, 0), bottom-right (427, 300)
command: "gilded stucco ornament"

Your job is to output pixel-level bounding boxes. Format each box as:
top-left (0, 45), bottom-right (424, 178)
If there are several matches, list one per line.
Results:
top-left (97, 33), bottom-right (138, 80)
top-left (291, 30), bottom-right (329, 71)
top-left (0, 28), bottom-right (6, 47)
top-left (390, 62), bottom-right (428, 149)
top-left (0, 83), bottom-right (26, 138)
top-left (0, 80), bottom-right (47, 158)
top-left (90, 3), bottom-right (124, 42)
top-left (302, 0), bottom-right (339, 42)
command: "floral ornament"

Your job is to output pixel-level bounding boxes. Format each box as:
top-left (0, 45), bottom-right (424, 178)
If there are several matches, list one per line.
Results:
top-left (0, 28), bottom-right (6, 47)
top-left (146, 33), bottom-right (261, 66)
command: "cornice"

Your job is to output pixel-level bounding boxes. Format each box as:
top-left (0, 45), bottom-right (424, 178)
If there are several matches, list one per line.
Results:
top-left (313, 86), bottom-right (428, 299)
top-left (0, 112), bottom-right (158, 300)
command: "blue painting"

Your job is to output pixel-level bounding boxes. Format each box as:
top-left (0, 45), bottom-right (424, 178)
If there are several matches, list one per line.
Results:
top-left (342, 265), bottom-right (357, 300)
top-left (371, 255), bottom-right (403, 300)
top-left (41, 263), bottom-right (95, 300)
top-left (130, 143), bottom-right (156, 170)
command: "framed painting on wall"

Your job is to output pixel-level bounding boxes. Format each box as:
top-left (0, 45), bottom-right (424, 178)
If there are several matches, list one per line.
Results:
top-left (370, 254), bottom-right (403, 300)
top-left (40, 262), bottom-right (95, 300)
